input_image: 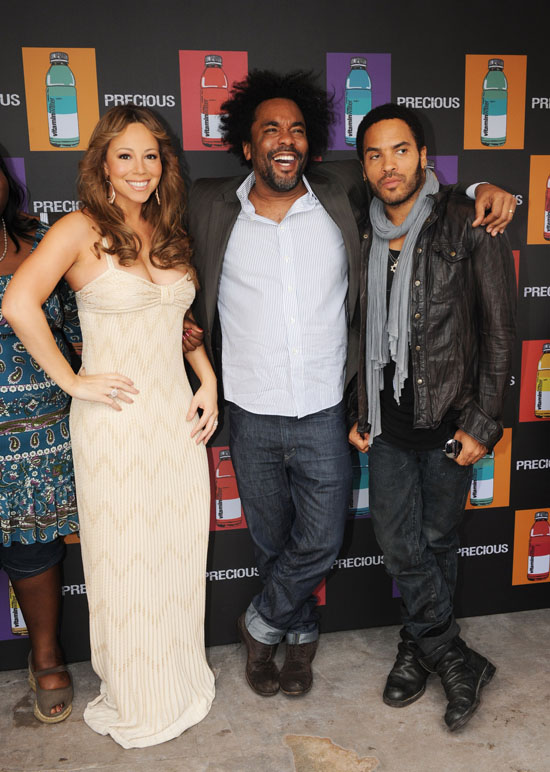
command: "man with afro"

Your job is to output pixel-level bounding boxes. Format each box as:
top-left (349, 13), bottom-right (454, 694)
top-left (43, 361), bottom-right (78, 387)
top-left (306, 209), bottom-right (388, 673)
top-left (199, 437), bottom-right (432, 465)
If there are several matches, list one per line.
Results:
top-left (188, 69), bottom-right (515, 699)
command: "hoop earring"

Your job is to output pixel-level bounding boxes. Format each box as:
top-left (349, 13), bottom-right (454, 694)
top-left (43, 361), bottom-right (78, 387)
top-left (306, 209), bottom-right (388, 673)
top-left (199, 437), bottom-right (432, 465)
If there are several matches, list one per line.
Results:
top-left (106, 179), bottom-right (116, 205)
top-left (155, 187), bottom-right (161, 206)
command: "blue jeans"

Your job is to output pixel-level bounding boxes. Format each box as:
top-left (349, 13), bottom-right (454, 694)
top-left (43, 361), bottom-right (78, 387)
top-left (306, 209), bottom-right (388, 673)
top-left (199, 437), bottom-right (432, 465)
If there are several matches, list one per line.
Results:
top-left (369, 436), bottom-right (472, 655)
top-left (229, 401), bottom-right (352, 645)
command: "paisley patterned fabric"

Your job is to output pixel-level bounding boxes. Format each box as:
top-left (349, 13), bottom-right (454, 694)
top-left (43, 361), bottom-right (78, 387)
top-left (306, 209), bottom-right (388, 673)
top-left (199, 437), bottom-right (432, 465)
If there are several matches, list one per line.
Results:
top-left (0, 223), bottom-right (80, 545)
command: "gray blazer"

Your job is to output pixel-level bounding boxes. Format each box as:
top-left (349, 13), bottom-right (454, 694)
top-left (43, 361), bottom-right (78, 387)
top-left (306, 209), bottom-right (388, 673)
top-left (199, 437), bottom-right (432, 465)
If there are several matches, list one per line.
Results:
top-left (188, 159), bottom-right (367, 395)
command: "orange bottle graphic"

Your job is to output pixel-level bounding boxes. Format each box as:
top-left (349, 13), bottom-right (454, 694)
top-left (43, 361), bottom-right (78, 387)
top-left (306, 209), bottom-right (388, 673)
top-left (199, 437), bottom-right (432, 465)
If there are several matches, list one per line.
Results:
top-left (527, 512), bottom-right (550, 581)
top-left (544, 175), bottom-right (550, 241)
top-left (535, 343), bottom-right (550, 418)
top-left (215, 449), bottom-right (243, 527)
top-left (200, 55), bottom-right (228, 147)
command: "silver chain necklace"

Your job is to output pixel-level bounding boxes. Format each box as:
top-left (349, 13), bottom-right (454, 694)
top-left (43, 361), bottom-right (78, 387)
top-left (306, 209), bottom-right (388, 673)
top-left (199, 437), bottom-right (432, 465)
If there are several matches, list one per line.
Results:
top-left (0, 218), bottom-right (7, 261)
top-left (389, 250), bottom-right (400, 274)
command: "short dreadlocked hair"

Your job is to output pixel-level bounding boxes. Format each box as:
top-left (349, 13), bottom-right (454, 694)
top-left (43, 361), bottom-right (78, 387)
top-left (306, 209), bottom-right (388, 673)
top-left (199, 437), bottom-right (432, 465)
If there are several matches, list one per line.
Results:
top-left (220, 69), bottom-right (335, 167)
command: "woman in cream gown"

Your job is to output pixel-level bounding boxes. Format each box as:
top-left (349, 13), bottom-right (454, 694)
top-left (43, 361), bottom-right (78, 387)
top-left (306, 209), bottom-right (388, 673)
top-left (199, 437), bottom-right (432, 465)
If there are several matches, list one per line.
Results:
top-left (3, 106), bottom-right (216, 748)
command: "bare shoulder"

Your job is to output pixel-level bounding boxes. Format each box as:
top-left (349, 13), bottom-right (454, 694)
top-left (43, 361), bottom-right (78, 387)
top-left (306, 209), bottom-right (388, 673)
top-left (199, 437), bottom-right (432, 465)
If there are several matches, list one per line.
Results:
top-left (42, 210), bottom-right (99, 256)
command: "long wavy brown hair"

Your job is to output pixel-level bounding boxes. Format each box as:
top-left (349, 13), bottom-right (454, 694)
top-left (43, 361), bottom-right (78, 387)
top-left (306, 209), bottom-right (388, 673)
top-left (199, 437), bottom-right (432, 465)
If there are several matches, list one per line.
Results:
top-left (78, 105), bottom-right (196, 283)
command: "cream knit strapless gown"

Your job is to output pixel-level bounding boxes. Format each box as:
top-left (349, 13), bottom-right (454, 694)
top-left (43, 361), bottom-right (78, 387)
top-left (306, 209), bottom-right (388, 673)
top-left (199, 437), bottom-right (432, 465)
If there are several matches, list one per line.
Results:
top-left (70, 254), bottom-right (214, 749)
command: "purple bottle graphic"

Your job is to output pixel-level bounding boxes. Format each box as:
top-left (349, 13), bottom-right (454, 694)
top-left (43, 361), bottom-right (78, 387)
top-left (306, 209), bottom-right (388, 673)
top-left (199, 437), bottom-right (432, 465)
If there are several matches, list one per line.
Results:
top-left (349, 450), bottom-right (369, 517)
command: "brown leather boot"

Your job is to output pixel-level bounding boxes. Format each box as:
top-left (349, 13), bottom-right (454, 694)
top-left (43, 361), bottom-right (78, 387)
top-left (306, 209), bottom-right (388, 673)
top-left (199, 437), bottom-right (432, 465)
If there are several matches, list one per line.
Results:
top-left (279, 639), bottom-right (319, 696)
top-left (237, 613), bottom-right (279, 696)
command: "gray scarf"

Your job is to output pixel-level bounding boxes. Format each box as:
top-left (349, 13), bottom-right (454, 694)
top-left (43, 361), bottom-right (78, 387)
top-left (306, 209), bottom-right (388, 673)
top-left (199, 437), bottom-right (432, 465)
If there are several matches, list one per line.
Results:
top-left (366, 168), bottom-right (439, 442)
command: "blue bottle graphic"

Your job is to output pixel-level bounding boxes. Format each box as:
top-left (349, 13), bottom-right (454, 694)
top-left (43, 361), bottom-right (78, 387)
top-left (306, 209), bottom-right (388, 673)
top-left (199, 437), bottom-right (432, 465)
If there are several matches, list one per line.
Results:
top-left (481, 58), bottom-right (507, 147)
top-left (46, 52), bottom-right (79, 148)
top-left (345, 57), bottom-right (372, 147)
top-left (470, 451), bottom-right (495, 506)
top-left (349, 449), bottom-right (369, 517)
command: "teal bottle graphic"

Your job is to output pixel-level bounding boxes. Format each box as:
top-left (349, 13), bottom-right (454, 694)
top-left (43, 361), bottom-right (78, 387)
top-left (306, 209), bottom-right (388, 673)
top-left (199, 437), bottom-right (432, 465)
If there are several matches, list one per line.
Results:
top-left (470, 451), bottom-right (495, 506)
top-left (345, 57), bottom-right (372, 147)
top-left (349, 449), bottom-right (369, 517)
top-left (46, 52), bottom-right (79, 147)
top-left (481, 58), bottom-right (507, 146)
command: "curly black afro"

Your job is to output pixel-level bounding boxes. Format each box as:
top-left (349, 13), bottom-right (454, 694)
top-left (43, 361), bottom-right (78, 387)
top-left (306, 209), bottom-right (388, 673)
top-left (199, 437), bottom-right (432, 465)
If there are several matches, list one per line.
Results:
top-left (220, 69), bottom-right (335, 167)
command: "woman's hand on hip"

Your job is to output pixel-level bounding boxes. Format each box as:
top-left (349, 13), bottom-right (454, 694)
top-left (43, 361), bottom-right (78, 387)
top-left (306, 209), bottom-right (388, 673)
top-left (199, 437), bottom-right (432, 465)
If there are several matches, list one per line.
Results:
top-left (71, 368), bottom-right (139, 411)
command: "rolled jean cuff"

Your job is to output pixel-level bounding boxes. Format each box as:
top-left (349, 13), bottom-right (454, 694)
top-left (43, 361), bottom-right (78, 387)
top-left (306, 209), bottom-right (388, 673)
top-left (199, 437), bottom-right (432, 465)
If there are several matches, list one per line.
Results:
top-left (286, 629), bottom-right (319, 645)
top-left (245, 603), bottom-right (286, 645)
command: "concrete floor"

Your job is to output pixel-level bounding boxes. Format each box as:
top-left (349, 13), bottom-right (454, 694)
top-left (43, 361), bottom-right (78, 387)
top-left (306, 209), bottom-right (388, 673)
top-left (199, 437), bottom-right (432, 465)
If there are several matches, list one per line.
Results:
top-left (1, 608), bottom-right (548, 772)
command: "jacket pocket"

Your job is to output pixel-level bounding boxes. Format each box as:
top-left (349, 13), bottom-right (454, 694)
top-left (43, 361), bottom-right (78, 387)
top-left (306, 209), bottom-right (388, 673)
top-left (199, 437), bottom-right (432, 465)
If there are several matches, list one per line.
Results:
top-left (429, 242), bottom-right (470, 303)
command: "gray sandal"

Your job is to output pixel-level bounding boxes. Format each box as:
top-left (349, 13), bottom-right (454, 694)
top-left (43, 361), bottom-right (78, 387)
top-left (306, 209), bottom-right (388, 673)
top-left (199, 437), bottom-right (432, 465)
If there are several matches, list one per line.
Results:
top-left (28, 651), bottom-right (73, 723)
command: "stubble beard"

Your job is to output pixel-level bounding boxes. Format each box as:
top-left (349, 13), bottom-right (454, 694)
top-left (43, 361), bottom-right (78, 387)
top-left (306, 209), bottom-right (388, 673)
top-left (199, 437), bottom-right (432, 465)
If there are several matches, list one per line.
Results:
top-left (255, 149), bottom-right (307, 193)
top-left (375, 159), bottom-right (425, 208)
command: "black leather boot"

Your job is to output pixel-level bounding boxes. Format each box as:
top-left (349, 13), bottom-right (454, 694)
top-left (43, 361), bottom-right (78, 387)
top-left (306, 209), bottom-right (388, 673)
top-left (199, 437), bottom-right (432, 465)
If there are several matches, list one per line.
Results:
top-left (279, 639), bottom-right (319, 696)
top-left (237, 613), bottom-right (280, 696)
top-left (420, 636), bottom-right (496, 731)
top-left (383, 628), bottom-right (430, 707)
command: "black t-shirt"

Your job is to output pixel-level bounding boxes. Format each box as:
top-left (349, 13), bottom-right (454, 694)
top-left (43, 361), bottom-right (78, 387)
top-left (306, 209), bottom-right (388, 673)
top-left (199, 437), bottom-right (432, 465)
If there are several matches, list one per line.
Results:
top-left (378, 249), bottom-right (457, 450)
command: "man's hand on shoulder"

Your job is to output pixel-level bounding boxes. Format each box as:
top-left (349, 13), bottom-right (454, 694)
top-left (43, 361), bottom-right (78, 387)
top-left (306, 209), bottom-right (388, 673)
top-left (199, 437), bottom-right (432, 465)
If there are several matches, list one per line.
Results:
top-left (453, 428), bottom-right (487, 466)
top-left (472, 183), bottom-right (516, 236)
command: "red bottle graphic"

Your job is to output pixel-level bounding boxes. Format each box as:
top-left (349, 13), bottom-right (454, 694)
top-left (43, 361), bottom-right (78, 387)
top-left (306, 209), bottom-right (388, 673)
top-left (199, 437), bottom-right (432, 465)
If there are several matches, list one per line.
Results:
top-left (527, 511), bottom-right (550, 581)
top-left (544, 175), bottom-right (550, 241)
top-left (215, 449), bottom-right (243, 528)
top-left (200, 55), bottom-right (228, 147)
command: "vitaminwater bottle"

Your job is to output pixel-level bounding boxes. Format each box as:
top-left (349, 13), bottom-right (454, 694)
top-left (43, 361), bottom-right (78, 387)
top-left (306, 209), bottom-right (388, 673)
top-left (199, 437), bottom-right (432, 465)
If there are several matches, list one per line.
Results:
top-left (481, 58), bottom-right (507, 146)
top-left (8, 580), bottom-right (28, 635)
top-left (527, 511), bottom-right (550, 581)
top-left (200, 55), bottom-right (228, 148)
top-left (46, 52), bottom-right (79, 148)
top-left (215, 448), bottom-right (243, 527)
top-left (544, 175), bottom-right (550, 241)
top-left (345, 57), bottom-right (371, 147)
top-left (535, 343), bottom-right (550, 418)
top-left (349, 449), bottom-right (369, 517)
top-left (470, 451), bottom-right (495, 506)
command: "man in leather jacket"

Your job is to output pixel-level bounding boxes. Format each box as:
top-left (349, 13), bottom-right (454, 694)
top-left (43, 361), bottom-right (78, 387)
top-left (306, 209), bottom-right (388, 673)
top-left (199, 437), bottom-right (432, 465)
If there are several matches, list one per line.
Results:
top-left (187, 71), bottom-right (516, 703)
top-left (348, 103), bottom-right (516, 731)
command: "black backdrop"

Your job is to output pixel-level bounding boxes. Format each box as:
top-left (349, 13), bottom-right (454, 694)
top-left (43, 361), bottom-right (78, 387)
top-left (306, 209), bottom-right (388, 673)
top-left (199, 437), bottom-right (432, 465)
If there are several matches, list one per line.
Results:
top-left (1, 0), bottom-right (548, 670)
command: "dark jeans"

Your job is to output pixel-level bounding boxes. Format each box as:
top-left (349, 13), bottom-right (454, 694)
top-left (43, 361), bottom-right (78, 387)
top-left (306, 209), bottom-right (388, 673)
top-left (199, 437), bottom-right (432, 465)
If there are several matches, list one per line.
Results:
top-left (0, 537), bottom-right (65, 581)
top-left (369, 436), bottom-right (472, 655)
top-left (229, 401), bottom-right (352, 645)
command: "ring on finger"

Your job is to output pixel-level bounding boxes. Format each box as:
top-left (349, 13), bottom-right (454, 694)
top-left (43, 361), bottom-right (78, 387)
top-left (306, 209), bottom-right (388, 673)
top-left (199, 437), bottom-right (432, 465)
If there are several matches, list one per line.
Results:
top-left (109, 388), bottom-right (119, 399)
top-left (213, 419), bottom-right (218, 427)
top-left (508, 208), bottom-right (514, 213)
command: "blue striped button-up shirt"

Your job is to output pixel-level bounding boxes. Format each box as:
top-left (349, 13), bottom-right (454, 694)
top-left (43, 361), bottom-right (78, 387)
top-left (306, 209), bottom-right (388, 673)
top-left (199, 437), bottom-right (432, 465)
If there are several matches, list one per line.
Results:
top-left (218, 172), bottom-right (349, 418)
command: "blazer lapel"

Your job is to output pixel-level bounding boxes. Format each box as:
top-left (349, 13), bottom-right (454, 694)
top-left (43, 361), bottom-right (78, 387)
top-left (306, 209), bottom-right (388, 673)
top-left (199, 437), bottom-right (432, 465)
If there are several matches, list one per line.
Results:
top-left (203, 187), bottom-right (241, 333)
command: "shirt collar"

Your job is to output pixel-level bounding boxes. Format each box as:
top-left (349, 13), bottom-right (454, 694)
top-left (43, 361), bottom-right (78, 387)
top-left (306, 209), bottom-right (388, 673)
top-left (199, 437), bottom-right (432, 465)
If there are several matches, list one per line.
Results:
top-left (236, 171), bottom-right (319, 215)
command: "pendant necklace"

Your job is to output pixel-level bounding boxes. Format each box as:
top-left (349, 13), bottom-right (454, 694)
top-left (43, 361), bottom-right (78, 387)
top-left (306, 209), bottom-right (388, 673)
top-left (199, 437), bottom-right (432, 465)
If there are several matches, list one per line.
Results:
top-left (0, 218), bottom-right (8, 262)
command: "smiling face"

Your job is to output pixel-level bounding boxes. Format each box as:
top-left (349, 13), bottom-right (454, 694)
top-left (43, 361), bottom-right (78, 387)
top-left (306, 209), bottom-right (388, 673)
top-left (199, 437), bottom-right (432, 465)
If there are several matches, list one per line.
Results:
top-left (242, 98), bottom-right (309, 193)
top-left (362, 118), bottom-right (427, 211)
top-left (103, 122), bottom-right (162, 212)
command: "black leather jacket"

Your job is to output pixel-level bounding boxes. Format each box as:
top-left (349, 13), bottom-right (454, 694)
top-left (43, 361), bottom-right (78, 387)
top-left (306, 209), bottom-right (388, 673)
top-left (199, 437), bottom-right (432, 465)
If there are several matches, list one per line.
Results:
top-left (351, 188), bottom-right (516, 451)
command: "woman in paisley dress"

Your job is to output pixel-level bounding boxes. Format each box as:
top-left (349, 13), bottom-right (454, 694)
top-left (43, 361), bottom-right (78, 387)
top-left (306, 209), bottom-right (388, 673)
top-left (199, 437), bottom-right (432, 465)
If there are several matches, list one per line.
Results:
top-left (0, 152), bottom-right (80, 722)
top-left (3, 107), bottom-right (218, 748)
